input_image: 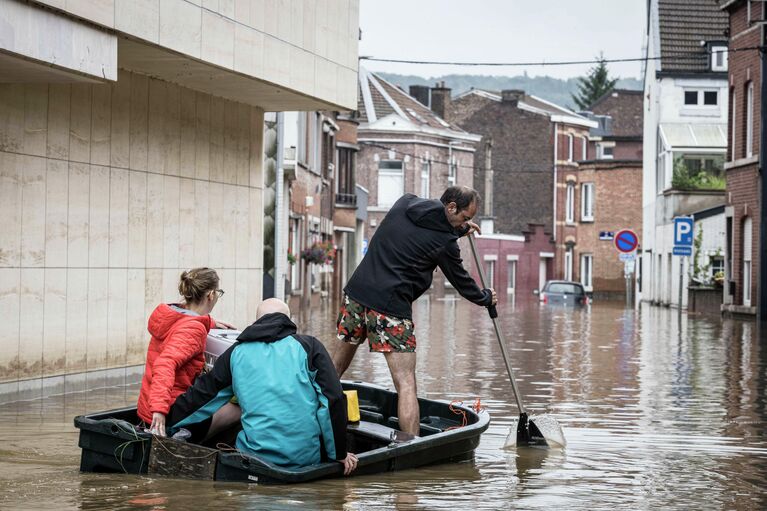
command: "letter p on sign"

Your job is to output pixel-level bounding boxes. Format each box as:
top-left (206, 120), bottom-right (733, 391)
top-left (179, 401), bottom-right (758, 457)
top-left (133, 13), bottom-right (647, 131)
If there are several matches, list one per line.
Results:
top-left (674, 217), bottom-right (694, 247)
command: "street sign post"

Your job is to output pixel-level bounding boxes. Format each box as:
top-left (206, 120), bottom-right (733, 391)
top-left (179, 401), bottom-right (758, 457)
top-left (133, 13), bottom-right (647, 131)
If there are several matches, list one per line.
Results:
top-left (614, 229), bottom-right (639, 308)
top-left (673, 217), bottom-right (694, 314)
top-left (614, 229), bottom-right (639, 253)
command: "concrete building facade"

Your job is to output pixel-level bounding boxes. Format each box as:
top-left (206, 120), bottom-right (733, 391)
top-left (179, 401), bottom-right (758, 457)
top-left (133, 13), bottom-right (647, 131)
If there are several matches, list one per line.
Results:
top-left (641, 0), bottom-right (728, 309)
top-left (0, 0), bottom-right (359, 398)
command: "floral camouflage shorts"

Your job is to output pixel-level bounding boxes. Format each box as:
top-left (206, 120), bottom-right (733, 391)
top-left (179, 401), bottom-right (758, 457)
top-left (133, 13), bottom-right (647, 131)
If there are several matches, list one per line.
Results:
top-left (336, 295), bottom-right (416, 353)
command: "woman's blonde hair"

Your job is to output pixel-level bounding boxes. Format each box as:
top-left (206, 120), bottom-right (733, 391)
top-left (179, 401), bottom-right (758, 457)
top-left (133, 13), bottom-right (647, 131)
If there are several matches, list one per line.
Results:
top-left (178, 267), bottom-right (219, 304)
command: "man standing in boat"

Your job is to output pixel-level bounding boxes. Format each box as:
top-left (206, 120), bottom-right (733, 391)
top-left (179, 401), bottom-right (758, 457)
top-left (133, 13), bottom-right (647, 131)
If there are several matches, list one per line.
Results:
top-left (333, 186), bottom-right (497, 436)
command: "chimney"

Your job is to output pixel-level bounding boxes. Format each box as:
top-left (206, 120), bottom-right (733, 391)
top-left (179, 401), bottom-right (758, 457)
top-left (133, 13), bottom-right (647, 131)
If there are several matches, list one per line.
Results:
top-left (430, 81), bottom-right (452, 121)
top-left (501, 89), bottom-right (525, 105)
top-left (409, 85), bottom-right (430, 107)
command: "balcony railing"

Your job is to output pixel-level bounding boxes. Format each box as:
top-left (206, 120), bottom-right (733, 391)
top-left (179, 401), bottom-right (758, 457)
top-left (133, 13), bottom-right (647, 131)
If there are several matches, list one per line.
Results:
top-left (335, 192), bottom-right (357, 207)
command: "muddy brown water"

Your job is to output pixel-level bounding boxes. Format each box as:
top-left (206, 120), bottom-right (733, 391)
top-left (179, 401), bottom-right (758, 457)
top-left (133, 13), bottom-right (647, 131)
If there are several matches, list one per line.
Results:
top-left (1, 297), bottom-right (766, 510)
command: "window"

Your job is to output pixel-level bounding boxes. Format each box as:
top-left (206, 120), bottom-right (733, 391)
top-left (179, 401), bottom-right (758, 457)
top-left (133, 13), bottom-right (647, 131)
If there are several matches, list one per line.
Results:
top-left (485, 259), bottom-right (496, 289)
top-left (336, 148), bottom-right (356, 197)
top-left (656, 131), bottom-right (666, 194)
top-left (421, 160), bottom-right (431, 198)
top-left (377, 160), bottom-right (404, 207)
top-left (747, 82), bottom-right (754, 158)
top-left (581, 137), bottom-right (587, 160)
top-left (565, 182), bottom-right (575, 223)
top-left (710, 256), bottom-right (724, 280)
top-left (581, 183), bottom-right (594, 222)
top-left (732, 89), bottom-right (737, 161)
top-left (448, 157), bottom-right (457, 186)
top-left (597, 142), bottom-right (614, 160)
top-left (507, 258), bottom-right (517, 294)
top-left (711, 44), bottom-right (728, 72)
top-left (743, 217), bottom-right (753, 306)
top-left (580, 253), bottom-right (593, 290)
top-left (683, 89), bottom-right (718, 107)
top-left (567, 134), bottom-right (574, 162)
top-left (564, 248), bottom-right (573, 281)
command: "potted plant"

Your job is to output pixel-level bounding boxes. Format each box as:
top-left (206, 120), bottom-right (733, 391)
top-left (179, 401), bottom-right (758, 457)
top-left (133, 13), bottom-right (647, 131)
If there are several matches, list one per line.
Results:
top-left (301, 241), bottom-right (336, 265)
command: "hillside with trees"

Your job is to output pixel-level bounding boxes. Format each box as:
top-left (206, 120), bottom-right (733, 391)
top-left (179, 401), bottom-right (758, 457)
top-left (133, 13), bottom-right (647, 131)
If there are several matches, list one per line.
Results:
top-left (377, 72), bottom-right (642, 111)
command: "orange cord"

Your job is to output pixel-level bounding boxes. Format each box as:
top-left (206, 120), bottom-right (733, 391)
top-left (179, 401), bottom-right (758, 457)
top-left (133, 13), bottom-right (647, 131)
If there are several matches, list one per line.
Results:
top-left (445, 398), bottom-right (483, 430)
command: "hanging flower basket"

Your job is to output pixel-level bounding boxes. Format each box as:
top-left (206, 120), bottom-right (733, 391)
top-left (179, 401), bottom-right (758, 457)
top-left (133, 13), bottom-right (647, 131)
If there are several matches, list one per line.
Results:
top-left (287, 251), bottom-right (297, 266)
top-left (301, 241), bottom-right (336, 265)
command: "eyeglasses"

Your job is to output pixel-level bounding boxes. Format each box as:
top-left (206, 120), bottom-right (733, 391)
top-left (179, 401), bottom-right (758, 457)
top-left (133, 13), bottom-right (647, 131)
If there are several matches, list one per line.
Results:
top-left (215, 289), bottom-right (225, 297)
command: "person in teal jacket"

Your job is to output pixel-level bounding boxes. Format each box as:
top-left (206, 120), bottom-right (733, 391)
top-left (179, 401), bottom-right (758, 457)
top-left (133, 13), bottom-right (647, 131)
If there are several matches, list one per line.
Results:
top-left (167, 298), bottom-right (358, 475)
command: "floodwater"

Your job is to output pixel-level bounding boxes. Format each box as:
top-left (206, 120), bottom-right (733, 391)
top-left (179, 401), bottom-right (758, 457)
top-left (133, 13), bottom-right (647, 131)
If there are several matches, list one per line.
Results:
top-left (1, 296), bottom-right (767, 510)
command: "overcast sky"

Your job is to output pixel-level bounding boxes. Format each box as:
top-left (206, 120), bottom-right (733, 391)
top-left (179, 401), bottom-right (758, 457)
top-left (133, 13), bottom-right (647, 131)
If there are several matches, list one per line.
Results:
top-left (359, 0), bottom-right (647, 80)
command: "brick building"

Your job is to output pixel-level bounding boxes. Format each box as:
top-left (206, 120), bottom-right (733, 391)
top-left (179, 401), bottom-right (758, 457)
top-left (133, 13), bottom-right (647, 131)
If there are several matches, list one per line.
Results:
top-left (279, 111), bottom-right (364, 311)
top-left (354, 69), bottom-right (482, 290)
top-left (445, 88), bottom-right (596, 285)
top-left (471, 225), bottom-right (555, 299)
top-left (573, 90), bottom-right (644, 300)
top-left (720, 0), bottom-right (761, 316)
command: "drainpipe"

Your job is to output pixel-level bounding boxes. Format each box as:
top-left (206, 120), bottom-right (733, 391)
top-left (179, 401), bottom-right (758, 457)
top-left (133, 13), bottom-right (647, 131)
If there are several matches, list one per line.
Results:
top-left (553, 123), bottom-right (558, 243)
top-left (274, 113), bottom-right (285, 301)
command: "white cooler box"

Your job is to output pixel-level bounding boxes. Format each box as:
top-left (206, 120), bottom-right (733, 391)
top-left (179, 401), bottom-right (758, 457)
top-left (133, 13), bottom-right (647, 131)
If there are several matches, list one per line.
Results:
top-left (204, 329), bottom-right (242, 370)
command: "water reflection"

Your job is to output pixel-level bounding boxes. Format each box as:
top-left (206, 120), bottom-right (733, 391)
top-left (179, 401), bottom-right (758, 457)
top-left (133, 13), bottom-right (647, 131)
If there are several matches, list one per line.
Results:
top-left (1, 299), bottom-right (766, 510)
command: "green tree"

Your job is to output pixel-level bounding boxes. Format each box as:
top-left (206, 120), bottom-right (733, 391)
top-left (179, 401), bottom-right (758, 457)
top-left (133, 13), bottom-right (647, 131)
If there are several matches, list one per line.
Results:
top-left (571, 54), bottom-right (618, 110)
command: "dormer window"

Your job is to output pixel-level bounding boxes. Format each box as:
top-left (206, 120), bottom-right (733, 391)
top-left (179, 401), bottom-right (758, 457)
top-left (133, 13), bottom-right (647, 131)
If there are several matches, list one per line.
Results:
top-left (710, 44), bottom-right (727, 72)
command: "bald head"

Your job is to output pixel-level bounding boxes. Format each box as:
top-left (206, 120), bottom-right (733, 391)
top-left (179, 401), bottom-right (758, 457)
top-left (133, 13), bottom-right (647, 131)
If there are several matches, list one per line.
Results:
top-left (256, 298), bottom-right (290, 319)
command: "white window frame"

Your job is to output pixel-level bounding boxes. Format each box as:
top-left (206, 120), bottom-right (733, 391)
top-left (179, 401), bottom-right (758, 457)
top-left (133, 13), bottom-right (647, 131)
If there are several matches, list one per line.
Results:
top-left (683, 89), bottom-right (719, 108)
top-left (581, 182), bottom-right (594, 222)
top-left (581, 136), bottom-right (587, 160)
top-left (711, 45), bottom-right (728, 72)
top-left (746, 82), bottom-right (754, 158)
top-left (448, 157), bottom-right (457, 187)
top-left (507, 255), bottom-right (518, 294)
top-left (597, 142), bottom-right (614, 160)
top-left (580, 253), bottom-right (593, 291)
top-left (564, 248), bottom-right (573, 281)
top-left (421, 159), bottom-right (431, 198)
top-left (377, 160), bottom-right (404, 208)
top-left (565, 182), bottom-right (575, 224)
top-left (567, 134), bottom-right (574, 162)
top-left (483, 254), bottom-right (497, 289)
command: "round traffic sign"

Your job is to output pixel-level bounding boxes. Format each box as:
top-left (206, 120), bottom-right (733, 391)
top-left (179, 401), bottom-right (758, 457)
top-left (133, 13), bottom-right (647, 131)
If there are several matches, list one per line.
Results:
top-left (614, 229), bottom-right (639, 253)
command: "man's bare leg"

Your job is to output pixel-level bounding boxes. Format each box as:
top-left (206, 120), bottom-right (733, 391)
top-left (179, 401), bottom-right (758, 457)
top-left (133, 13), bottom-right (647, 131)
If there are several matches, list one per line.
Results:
top-left (332, 341), bottom-right (359, 377)
top-left (383, 352), bottom-right (419, 436)
top-left (203, 402), bottom-right (241, 441)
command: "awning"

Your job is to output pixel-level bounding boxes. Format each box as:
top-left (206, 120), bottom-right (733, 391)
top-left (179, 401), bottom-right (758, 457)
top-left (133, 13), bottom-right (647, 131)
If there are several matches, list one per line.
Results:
top-left (659, 123), bottom-right (727, 150)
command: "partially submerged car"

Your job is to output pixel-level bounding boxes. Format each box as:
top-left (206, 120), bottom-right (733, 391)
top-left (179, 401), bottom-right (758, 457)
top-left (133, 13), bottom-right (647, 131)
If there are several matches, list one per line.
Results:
top-left (537, 280), bottom-right (589, 306)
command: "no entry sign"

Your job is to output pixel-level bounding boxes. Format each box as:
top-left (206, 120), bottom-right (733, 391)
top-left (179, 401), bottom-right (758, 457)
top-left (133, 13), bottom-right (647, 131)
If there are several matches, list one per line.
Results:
top-left (614, 229), bottom-right (639, 253)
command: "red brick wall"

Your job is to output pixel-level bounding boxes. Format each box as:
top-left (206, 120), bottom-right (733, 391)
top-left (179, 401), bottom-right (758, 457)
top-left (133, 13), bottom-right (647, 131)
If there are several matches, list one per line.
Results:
top-left (472, 224), bottom-right (554, 298)
top-left (725, 0), bottom-right (762, 307)
top-left (449, 94), bottom-right (555, 235)
top-left (575, 161), bottom-right (643, 296)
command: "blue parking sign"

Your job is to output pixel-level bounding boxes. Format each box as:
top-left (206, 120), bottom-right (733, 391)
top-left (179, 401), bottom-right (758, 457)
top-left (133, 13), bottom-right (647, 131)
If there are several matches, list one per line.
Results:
top-left (674, 217), bottom-right (694, 247)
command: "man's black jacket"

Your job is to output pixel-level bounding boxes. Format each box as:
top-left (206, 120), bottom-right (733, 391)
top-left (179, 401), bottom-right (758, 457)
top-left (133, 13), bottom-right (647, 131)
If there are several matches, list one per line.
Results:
top-left (344, 194), bottom-right (492, 319)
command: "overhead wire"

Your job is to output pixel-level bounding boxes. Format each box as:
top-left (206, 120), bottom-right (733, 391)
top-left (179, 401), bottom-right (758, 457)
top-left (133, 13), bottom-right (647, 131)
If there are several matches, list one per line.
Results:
top-left (359, 46), bottom-right (763, 67)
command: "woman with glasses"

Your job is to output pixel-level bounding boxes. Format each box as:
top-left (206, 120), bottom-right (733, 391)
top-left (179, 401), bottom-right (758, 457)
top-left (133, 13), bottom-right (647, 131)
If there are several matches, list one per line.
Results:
top-left (137, 267), bottom-right (238, 438)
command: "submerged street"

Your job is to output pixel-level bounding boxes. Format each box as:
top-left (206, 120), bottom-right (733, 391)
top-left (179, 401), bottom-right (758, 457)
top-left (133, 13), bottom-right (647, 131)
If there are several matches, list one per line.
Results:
top-left (1, 297), bottom-right (765, 510)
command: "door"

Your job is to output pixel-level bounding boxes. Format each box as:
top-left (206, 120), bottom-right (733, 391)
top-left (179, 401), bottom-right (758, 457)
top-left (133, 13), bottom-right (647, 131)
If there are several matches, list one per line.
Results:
top-left (539, 258), bottom-right (547, 292)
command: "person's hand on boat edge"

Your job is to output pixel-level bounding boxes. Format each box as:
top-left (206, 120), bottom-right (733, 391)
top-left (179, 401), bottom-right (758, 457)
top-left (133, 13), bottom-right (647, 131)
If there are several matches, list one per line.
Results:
top-left (339, 452), bottom-right (358, 475)
top-left (149, 412), bottom-right (166, 436)
top-left (213, 318), bottom-right (237, 329)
